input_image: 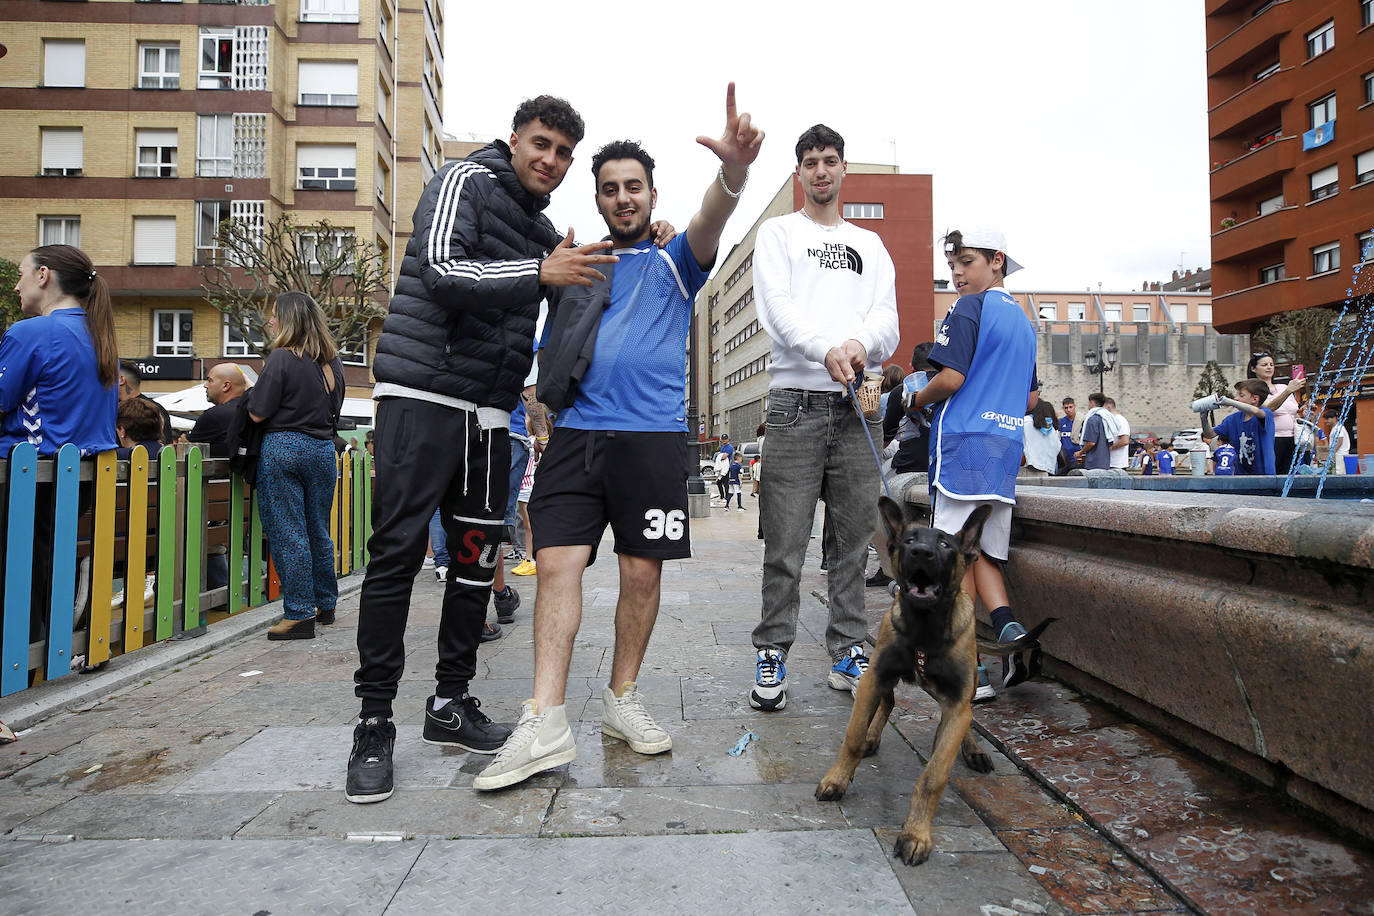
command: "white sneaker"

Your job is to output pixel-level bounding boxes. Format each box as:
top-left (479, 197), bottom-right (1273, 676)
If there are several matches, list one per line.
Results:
top-left (601, 683), bottom-right (671, 754)
top-left (435, 566), bottom-right (447, 582)
top-left (422, 556), bottom-right (435, 569)
top-left (473, 700), bottom-right (576, 791)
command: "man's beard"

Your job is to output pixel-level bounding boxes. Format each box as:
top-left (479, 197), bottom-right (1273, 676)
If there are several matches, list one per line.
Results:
top-left (806, 184), bottom-right (838, 206)
top-left (606, 213), bottom-right (651, 243)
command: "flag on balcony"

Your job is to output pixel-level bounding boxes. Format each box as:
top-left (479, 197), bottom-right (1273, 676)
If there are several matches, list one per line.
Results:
top-left (1303, 120), bottom-right (1334, 151)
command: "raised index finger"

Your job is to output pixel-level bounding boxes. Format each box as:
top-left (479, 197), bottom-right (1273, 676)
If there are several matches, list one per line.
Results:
top-left (575, 239), bottom-right (616, 254)
top-left (724, 81), bottom-right (737, 123)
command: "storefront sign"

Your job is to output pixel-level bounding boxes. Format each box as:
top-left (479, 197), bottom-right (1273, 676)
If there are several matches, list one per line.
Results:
top-left (129, 357), bottom-right (197, 380)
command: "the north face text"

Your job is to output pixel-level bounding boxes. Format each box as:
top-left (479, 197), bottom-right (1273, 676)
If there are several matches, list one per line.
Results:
top-left (806, 243), bottom-right (864, 274)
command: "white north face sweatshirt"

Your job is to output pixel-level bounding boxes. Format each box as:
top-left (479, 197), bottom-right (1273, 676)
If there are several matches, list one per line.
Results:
top-left (752, 210), bottom-right (899, 391)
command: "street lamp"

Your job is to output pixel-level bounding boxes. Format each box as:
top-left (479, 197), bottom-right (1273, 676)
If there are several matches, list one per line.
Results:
top-left (1084, 342), bottom-right (1118, 396)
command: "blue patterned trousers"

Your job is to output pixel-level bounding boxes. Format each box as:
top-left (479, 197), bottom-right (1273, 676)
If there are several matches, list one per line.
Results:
top-left (256, 431), bottom-right (339, 620)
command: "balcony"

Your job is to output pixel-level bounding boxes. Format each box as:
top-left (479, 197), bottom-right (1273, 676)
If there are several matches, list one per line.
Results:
top-left (1210, 134), bottom-right (1296, 199)
top-left (1211, 205), bottom-right (1298, 262)
top-left (1207, 0), bottom-right (1292, 77)
top-left (1207, 68), bottom-right (1289, 138)
top-left (1211, 276), bottom-right (1302, 332)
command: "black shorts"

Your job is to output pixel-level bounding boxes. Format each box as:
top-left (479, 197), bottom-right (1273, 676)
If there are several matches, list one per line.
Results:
top-left (528, 428), bottom-right (691, 565)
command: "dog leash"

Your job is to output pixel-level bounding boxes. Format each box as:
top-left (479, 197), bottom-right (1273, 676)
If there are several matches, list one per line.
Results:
top-left (844, 377), bottom-right (892, 499)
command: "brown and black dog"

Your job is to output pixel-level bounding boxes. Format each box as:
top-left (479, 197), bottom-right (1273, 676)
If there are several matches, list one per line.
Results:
top-left (815, 496), bottom-right (999, 866)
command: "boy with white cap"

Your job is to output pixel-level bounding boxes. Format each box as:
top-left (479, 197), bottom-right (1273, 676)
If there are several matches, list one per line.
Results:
top-left (907, 227), bottom-right (1040, 700)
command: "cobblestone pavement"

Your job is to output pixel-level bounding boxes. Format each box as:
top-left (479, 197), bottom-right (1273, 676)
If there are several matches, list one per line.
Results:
top-left (0, 500), bottom-right (1369, 914)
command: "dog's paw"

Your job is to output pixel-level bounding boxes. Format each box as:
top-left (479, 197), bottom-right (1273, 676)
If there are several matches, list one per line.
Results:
top-left (814, 777), bottom-right (848, 801)
top-left (965, 749), bottom-right (994, 773)
top-left (893, 831), bottom-right (933, 866)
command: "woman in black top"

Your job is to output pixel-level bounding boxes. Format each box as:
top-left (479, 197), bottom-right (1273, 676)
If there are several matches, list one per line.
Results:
top-left (247, 292), bottom-right (346, 640)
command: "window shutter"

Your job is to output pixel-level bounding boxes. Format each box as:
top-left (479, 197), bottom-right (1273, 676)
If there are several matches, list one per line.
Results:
top-left (1356, 149), bottom-right (1374, 176)
top-left (298, 143), bottom-right (356, 171)
top-left (41, 128), bottom-right (83, 170)
top-left (299, 60), bottom-right (358, 100)
top-left (1310, 165), bottom-right (1338, 190)
top-left (134, 216), bottom-right (177, 265)
top-left (136, 129), bottom-right (178, 149)
top-left (44, 40), bottom-right (86, 88)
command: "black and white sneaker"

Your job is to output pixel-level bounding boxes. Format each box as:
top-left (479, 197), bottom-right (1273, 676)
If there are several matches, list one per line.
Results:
top-left (494, 586), bottom-right (520, 624)
top-left (422, 695), bottom-right (512, 754)
top-left (345, 716), bottom-right (395, 804)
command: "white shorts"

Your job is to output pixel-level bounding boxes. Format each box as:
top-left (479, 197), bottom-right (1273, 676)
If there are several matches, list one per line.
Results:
top-left (931, 492), bottom-right (1013, 561)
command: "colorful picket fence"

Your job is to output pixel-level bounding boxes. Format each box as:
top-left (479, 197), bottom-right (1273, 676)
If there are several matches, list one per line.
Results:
top-left (0, 445), bottom-right (372, 697)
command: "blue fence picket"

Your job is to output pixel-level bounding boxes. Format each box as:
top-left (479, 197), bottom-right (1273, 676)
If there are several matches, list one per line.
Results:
top-left (44, 443), bottom-right (81, 681)
top-left (2, 443), bottom-right (38, 696)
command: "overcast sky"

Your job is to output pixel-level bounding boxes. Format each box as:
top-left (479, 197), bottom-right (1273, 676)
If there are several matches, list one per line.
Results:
top-left (442, 0), bottom-right (1211, 294)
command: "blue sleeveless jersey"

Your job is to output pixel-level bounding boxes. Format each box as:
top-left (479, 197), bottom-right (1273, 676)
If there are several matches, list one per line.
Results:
top-left (927, 290), bottom-right (1039, 503)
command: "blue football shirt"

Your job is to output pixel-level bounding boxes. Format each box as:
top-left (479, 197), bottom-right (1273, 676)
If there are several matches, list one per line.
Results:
top-left (1213, 444), bottom-right (1237, 475)
top-left (1214, 408), bottom-right (1274, 475)
top-left (556, 234), bottom-right (709, 432)
top-left (927, 290), bottom-right (1040, 502)
top-left (0, 309), bottom-right (118, 456)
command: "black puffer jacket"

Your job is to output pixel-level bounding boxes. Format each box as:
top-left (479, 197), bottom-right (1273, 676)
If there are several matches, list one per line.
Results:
top-left (372, 141), bottom-right (560, 411)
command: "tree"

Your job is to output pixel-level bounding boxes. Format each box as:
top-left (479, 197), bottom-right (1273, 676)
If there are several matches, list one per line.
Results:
top-left (1249, 306), bottom-right (1357, 379)
top-left (201, 214), bottom-right (389, 359)
top-left (0, 257), bottom-right (23, 330)
top-left (1192, 360), bottom-right (1230, 401)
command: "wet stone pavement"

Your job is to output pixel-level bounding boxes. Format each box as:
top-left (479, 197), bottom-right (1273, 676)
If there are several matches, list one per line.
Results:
top-left (0, 501), bottom-right (1370, 914)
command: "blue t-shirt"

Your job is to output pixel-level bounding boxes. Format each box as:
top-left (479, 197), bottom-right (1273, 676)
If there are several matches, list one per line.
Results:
top-left (1079, 413), bottom-right (1110, 470)
top-left (927, 290), bottom-right (1039, 503)
top-left (1058, 415), bottom-right (1076, 458)
top-left (1214, 408), bottom-right (1275, 475)
top-left (718, 441), bottom-right (735, 459)
top-left (1144, 450), bottom-right (1174, 475)
top-left (1213, 443), bottom-right (1237, 475)
top-left (0, 309), bottom-right (118, 456)
top-left (555, 234), bottom-right (710, 432)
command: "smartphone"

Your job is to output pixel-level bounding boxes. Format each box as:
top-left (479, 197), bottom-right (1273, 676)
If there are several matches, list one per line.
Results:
top-left (1291, 363), bottom-right (1305, 380)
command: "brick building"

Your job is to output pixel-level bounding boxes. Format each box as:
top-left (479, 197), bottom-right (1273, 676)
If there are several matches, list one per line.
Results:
top-left (1205, 0), bottom-right (1373, 442)
top-left (0, 0), bottom-right (445, 398)
top-left (688, 164), bottom-right (933, 446)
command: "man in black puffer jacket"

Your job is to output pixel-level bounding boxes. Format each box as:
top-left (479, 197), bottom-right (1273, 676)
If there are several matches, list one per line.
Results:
top-left (348, 96), bottom-right (617, 805)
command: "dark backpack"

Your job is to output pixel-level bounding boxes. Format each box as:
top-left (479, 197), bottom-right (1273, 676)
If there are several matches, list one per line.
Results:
top-left (225, 396), bottom-right (265, 484)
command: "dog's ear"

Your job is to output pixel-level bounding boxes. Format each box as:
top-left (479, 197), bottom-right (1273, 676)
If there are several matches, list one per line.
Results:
top-left (957, 504), bottom-right (993, 559)
top-left (878, 496), bottom-right (905, 544)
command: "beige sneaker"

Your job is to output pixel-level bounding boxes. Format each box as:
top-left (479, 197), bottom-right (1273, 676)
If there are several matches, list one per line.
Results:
top-left (472, 700), bottom-right (575, 791)
top-left (602, 683), bottom-right (672, 754)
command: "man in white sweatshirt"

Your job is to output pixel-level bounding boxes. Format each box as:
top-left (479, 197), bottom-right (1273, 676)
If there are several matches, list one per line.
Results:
top-left (748, 124), bottom-right (899, 712)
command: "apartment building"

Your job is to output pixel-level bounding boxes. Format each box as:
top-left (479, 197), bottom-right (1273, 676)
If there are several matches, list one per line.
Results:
top-left (0, 0), bottom-right (445, 396)
top-left (1206, 0), bottom-right (1372, 438)
top-left (689, 164), bottom-right (933, 445)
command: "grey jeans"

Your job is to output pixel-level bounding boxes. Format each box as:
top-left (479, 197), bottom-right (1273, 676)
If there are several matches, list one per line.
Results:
top-left (753, 388), bottom-right (881, 660)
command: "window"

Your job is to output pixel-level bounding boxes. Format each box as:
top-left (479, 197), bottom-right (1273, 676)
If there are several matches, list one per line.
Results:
top-left (40, 127), bottom-right (83, 176)
top-left (1364, 0), bottom-right (1373, 28)
top-left (223, 320), bottom-right (264, 358)
top-left (298, 60), bottom-right (358, 106)
top-left (1254, 61), bottom-right (1280, 81)
top-left (153, 310), bottom-right (194, 356)
top-left (138, 44), bottom-right (180, 89)
top-left (1305, 20), bottom-right (1334, 59)
top-left (300, 0), bottom-right (359, 22)
top-left (134, 216), bottom-right (177, 265)
top-left (375, 156), bottom-right (389, 205)
top-left (1356, 150), bottom-right (1374, 184)
top-left (195, 200), bottom-right (228, 264)
top-left (1197, 305), bottom-right (1213, 323)
top-left (196, 114), bottom-right (232, 177)
top-left (339, 332), bottom-right (368, 366)
top-left (297, 228), bottom-right (355, 273)
top-left (1310, 164), bottom-right (1339, 201)
top-left (1309, 94), bottom-right (1336, 131)
top-left (1260, 262), bottom-right (1286, 284)
top-left (842, 203), bottom-right (884, 220)
top-left (1365, 71), bottom-right (1374, 106)
top-left (43, 39), bottom-right (85, 88)
top-left (135, 129), bottom-right (178, 177)
top-left (1170, 304), bottom-right (1188, 323)
top-left (1132, 304), bottom-right (1151, 321)
top-left (1258, 193), bottom-right (1284, 215)
top-left (1312, 241), bottom-right (1340, 274)
top-left (1117, 332), bottom-right (1139, 365)
top-left (1186, 335), bottom-right (1207, 366)
top-left (1066, 302), bottom-right (1085, 321)
top-left (1104, 303), bottom-right (1122, 322)
top-left (377, 81), bottom-right (390, 129)
top-left (1358, 231), bottom-right (1374, 263)
top-left (199, 29), bottom-right (233, 89)
top-left (297, 144), bottom-right (356, 190)
top-left (1050, 333), bottom-right (1069, 365)
top-left (39, 216), bottom-right (80, 247)
top-left (1216, 335), bottom-right (1234, 365)
top-left (1148, 334), bottom-right (1169, 366)
top-left (378, 3), bottom-right (390, 43)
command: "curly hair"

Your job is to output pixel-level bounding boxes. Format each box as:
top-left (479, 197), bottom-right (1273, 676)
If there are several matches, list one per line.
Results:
top-left (512, 95), bottom-right (585, 144)
top-left (794, 124), bottom-right (844, 163)
top-left (591, 139), bottom-right (655, 186)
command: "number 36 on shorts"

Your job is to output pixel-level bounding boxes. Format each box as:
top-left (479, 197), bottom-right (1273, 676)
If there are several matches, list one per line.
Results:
top-left (642, 508), bottom-right (686, 540)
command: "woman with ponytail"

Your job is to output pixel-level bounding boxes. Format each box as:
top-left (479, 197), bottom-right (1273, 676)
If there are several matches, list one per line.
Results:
top-left (245, 291), bottom-right (345, 640)
top-left (2, 244), bottom-right (118, 455)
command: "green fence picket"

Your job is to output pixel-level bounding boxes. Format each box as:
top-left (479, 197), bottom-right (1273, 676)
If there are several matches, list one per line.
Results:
top-left (249, 487), bottom-right (265, 607)
top-left (155, 447), bottom-right (177, 641)
top-left (183, 448), bottom-right (202, 631)
top-left (229, 474), bottom-right (245, 613)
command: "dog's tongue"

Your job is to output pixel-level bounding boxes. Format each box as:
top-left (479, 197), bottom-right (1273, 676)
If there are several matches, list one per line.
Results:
top-left (907, 584), bottom-right (938, 600)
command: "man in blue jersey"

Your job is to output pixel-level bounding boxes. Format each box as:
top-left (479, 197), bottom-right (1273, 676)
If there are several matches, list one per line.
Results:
top-left (908, 227), bottom-right (1040, 701)
top-left (1058, 397), bottom-right (1079, 468)
top-left (475, 84), bottom-right (764, 791)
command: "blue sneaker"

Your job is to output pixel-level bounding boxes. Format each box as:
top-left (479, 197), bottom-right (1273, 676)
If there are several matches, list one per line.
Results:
top-left (973, 662), bottom-right (995, 703)
top-left (827, 645), bottom-right (870, 698)
top-left (999, 622), bottom-right (1031, 688)
top-left (750, 649), bottom-right (787, 711)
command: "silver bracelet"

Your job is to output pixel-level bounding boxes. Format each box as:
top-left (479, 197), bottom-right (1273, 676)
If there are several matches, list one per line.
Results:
top-left (718, 165), bottom-right (748, 199)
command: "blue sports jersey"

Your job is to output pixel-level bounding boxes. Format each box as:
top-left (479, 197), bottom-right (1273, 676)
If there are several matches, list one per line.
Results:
top-left (1213, 444), bottom-right (1237, 475)
top-left (1057, 415), bottom-right (1075, 458)
top-left (1214, 408), bottom-right (1274, 475)
top-left (556, 234), bottom-right (709, 432)
top-left (927, 289), bottom-right (1039, 503)
top-left (0, 309), bottom-right (118, 456)
top-left (1144, 450), bottom-right (1174, 475)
